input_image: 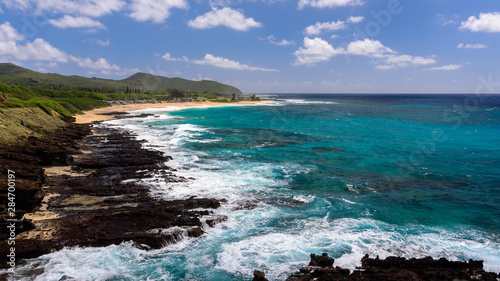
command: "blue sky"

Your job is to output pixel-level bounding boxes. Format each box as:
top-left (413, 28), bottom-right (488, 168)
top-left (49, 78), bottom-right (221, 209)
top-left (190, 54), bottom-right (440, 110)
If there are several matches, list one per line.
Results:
top-left (0, 0), bottom-right (499, 93)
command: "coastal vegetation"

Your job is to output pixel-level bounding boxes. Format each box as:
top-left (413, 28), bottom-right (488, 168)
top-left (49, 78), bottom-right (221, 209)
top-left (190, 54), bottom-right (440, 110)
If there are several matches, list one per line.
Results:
top-left (0, 64), bottom-right (251, 144)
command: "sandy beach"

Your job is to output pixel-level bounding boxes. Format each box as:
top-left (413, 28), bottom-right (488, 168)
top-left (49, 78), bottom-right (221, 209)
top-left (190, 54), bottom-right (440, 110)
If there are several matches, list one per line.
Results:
top-left (75, 100), bottom-right (268, 123)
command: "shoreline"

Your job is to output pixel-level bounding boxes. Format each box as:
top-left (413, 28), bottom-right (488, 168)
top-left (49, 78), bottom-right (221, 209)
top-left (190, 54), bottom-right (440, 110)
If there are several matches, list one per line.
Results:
top-left (2, 99), bottom-right (499, 280)
top-left (0, 123), bottom-right (225, 276)
top-left (75, 100), bottom-right (269, 124)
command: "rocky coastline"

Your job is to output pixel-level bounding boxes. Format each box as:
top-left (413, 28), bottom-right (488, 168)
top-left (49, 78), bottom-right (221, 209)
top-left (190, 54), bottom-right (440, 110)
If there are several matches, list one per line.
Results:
top-left (1, 117), bottom-right (499, 280)
top-left (0, 118), bottom-right (225, 279)
top-left (252, 253), bottom-right (500, 281)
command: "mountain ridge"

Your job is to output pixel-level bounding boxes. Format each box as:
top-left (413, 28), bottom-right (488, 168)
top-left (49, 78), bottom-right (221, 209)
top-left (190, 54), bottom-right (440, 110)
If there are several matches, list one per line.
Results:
top-left (0, 63), bottom-right (242, 95)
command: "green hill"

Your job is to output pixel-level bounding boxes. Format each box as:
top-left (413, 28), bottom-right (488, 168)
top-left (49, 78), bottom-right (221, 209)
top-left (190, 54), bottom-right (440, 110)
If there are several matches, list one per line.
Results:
top-left (122, 72), bottom-right (242, 95)
top-left (0, 63), bottom-right (242, 95)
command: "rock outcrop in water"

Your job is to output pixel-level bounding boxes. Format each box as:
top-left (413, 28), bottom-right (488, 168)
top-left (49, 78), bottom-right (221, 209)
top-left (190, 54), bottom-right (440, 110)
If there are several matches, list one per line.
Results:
top-left (0, 122), bottom-right (225, 276)
top-left (282, 253), bottom-right (500, 281)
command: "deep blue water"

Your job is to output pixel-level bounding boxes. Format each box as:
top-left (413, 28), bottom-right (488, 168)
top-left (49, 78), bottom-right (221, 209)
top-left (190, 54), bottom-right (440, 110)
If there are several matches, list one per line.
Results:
top-left (9, 94), bottom-right (500, 280)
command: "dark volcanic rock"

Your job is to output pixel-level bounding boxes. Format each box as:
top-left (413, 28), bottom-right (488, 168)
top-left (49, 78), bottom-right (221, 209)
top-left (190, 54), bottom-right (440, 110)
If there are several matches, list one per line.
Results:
top-left (0, 123), bottom-right (225, 270)
top-left (309, 253), bottom-right (335, 267)
top-left (252, 270), bottom-right (269, 281)
top-left (284, 253), bottom-right (500, 281)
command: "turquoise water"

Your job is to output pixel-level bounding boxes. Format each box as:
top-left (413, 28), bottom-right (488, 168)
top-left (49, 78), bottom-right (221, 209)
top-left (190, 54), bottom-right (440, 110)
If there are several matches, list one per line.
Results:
top-left (10, 94), bottom-right (500, 280)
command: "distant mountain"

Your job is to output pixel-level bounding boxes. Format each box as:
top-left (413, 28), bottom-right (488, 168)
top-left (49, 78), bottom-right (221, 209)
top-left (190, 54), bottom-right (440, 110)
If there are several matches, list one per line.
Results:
top-left (0, 63), bottom-right (242, 95)
top-left (123, 72), bottom-right (242, 95)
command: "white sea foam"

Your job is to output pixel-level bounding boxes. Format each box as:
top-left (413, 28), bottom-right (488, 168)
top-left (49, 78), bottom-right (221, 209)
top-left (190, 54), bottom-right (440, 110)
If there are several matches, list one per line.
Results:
top-left (284, 99), bottom-right (339, 105)
top-left (292, 195), bottom-right (316, 204)
top-left (105, 110), bottom-right (500, 279)
top-left (12, 106), bottom-right (499, 281)
top-left (214, 217), bottom-right (500, 280)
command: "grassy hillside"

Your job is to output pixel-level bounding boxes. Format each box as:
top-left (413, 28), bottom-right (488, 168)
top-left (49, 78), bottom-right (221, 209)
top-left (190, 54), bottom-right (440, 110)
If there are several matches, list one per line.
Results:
top-left (0, 63), bottom-right (242, 95)
top-left (0, 107), bottom-right (67, 144)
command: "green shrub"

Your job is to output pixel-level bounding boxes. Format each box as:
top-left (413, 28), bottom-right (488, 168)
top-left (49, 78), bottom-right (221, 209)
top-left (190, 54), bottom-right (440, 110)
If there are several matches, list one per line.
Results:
top-left (28, 97), bottom-right (72, 116)
top-left (3, 97), bottom-right (32, 108)
top-left (58, 101), bottom-right (83, 115)
top-left (9, 85), bottom-right (38, 100)
top-left (0, 82), bottom-right (12, 94)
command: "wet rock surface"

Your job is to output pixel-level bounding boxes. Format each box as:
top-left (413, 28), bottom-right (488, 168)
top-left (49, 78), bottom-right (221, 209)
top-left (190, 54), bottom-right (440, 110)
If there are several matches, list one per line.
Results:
top-left (0, 122), bottom-right (224, 272)
top-left (284, 253), bottom-right (500, 281)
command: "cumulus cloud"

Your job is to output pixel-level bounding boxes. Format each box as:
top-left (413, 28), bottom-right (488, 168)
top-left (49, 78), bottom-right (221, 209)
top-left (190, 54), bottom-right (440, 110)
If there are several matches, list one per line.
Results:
top-left (460, 12), bottom-right (500, 33)
top-left (457, 43), bottom-right (488, 49)
top-left (0, 22), bottom-right (68, 62)
top-left (305, 20), bottom-right (346, 35)
top-left (346, 38), bottom-right (395, 57)
top-left (1, 0), bottom-right (126, 17)
top-left (348, 39), bottom-right (436, 69)
top-left (188, 7), bottom-right (262, 31)
top-left (48, 15), bottom-right (106, 29)
top-left (298, 0), bottom-right (363, 10)
top-left (0, 21), bottom-right (24, 42)
top-left (293, 37), bottom-right (436, 68)
top-left (128, 0), bottom-right (188, 23)
top-left (426, 64), bottom-right (463, 71)
top-left (0, 21), bottom-right (126, 75)
top-left (161, 52), bottom-right (277, 71)
top-left (193, 54), bottom-right (277, 71)
top-left (304, 16), bottom-right (364, 35)
top-left (347, 16), bottom-right (364, 23)
top-left (293, 37), bottom-right (344, 65)
top-left (71, 57), bottom-right (120, 70)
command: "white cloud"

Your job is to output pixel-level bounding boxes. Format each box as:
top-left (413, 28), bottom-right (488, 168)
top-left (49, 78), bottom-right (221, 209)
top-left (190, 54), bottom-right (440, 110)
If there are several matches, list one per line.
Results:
top-left (193, 54), bottom-right (277, 71)
top-left (460, 12), bottom-right (500, 33)
top-left (128, 0), bottom-right (188, 23)
top-left (208, 0), bottom-right (230, 6)
top-left (264, 35), bottom-right (295, 46)
top-left (346, 38), bottom-right (395, 57)
top-left (2, 0), bottom-right (126, 17)
top-left (305, 20), bottom-right (346, 35)
top-left (0, 21), bottom-right (24, 42)
top-left (162, 52), bottom-right (189, 61)
top-left (298, 0), bottom-right (363, 9)
top-left (162, 51), bottom-right (277, 71)
top-left (347, 16), bottom-right (364, 23)
top-left (71, 57), bottom-right (120, 70)
top-left (457, 43), bottom-right (488, 49)
top-left (0, 21), bottom-right (127, 75)
top-left (188, 7), bottom-right (262, 31)
top-left (380, 54), bottom-right (436, 68)
top-left (293, 37), bottom-right (436, 69)
top-left (346, 39), bottom-right (436, 68)
top-left (426, 64), bottom-right (463, 71)
top-left (48, 15), bottom-right (105, 29)
top-left (293, 37), bottom-right (344, 65)
top-left (0, 22), bottom-right (69, 62)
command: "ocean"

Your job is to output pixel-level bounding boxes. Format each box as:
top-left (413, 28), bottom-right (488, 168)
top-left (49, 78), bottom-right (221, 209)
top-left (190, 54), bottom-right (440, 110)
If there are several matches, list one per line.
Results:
top-left (12, 94), bottom-right (500, 280)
